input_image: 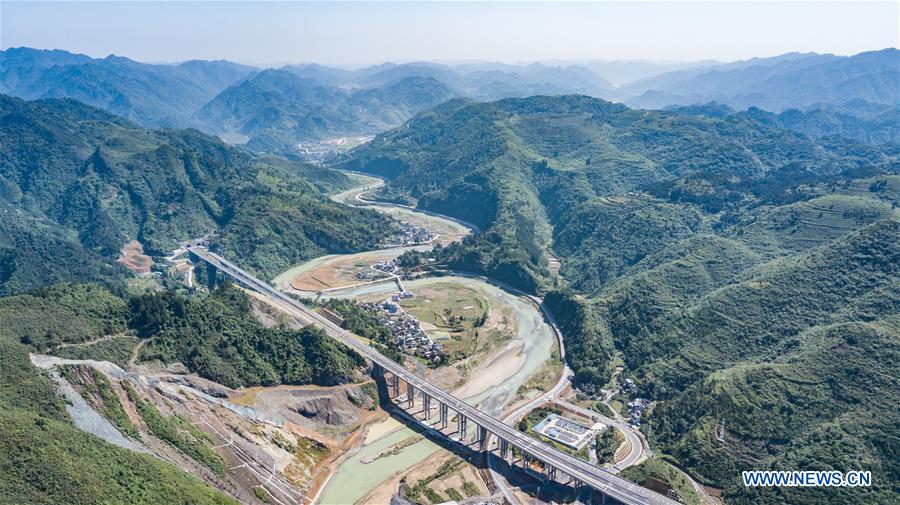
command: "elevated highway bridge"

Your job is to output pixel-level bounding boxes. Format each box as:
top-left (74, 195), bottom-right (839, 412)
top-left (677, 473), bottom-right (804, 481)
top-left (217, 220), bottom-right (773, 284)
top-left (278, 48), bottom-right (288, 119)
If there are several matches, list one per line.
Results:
top-left (188, 245), bottom-right (679, 505)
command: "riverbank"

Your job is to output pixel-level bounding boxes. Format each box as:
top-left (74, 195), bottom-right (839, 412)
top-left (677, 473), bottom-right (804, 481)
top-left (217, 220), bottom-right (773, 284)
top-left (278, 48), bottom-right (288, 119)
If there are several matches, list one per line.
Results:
top-left (274, 172), bottom-right (560, 504)
top-left (314, 274), bottom-right (557, 504)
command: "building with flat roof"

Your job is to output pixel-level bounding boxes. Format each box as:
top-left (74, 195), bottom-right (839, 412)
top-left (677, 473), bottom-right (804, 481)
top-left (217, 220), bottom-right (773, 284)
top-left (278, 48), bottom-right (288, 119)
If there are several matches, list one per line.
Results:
top-left (533, 413), bottom-right (604, 450)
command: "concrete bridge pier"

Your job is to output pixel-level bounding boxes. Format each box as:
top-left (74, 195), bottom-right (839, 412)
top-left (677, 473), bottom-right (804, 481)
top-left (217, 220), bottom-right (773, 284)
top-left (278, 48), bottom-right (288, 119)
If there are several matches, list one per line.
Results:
top-left (423, 393), bottom-right (432, 420)
top-left (458, 414), bottom-right (468, 440)
top-left (499, 439), bottom-right (510, 462)
top-left (439, 403), bottom-right (448, 429)
top-left (389, 374), bottom-right (400, 398)
top-left (521, 451), bottom-right (534, 471)
top-left (407, 382), bottom-right (416, 409)
top-left (478, 425), bottom-right (489, 449)
top-left (546, 465), bottom-right (557, 481)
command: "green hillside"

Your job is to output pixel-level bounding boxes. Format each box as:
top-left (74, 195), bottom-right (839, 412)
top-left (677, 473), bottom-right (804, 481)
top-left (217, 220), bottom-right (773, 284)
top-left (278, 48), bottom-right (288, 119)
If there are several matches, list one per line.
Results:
top-left (653, 315), bottom-right (899, 505)
top-left (552, 197), bottom-right (704, 292)
top-left (734, 105), bottom-right (900, 145)
top-left (0, 277), bottom-right (367, 501)
top-left (1, 283), bottom-right (364, 388)
top-left (0, 337), bottom-right (237, 505)
top-left (728, 193), bottom-right (898, 255)
top-left (195, 69), bottom-right (455, 151)
top-left (343, 94), bottom-right (899, 504)
top-left (345, 95), bottom-right (893, 293)
top-left (0, 91), bottom-right (395, 505)
top-left (138, 286), bottom-right (364, 388)
top-left (614, 219), bottom-right (899, 388)
top-left (0, 211), bottom-right (127, 295)
top-left (0, 94), bottom-right (396, 293)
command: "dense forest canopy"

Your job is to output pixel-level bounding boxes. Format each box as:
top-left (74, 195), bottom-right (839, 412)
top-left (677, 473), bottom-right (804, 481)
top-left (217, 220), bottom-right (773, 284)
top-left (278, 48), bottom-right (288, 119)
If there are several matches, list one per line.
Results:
top-left (1, 283), bottom-right (365, 388)
top-left (345, 95), bottom-right (896, 292)
top-left (0, 94), bottom-right (397, 293)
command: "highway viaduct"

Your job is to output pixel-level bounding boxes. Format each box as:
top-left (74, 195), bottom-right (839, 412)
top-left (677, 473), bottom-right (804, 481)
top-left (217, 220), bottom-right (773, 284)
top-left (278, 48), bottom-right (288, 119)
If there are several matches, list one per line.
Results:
top-left (187, 245), bottom-right (679, 505)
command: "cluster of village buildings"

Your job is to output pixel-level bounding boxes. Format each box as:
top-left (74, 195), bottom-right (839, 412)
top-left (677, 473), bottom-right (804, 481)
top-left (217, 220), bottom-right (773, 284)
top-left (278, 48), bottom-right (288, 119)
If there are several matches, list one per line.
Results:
top-left (356, 259), bottom-right (402, 281)
top-left (361, 296), bottom-right (447, 364)
top-left (385, 223), bottom-right (435, 247)
top-left (622, 378), bottom-right (651, 427)
top-left (627, 398), bottom-right (651, 427)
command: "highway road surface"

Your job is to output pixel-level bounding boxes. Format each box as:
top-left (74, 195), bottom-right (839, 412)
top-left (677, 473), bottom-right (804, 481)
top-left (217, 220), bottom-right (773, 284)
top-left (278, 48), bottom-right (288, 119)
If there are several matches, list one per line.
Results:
top-left (188, 245), bottom-right (679, 505)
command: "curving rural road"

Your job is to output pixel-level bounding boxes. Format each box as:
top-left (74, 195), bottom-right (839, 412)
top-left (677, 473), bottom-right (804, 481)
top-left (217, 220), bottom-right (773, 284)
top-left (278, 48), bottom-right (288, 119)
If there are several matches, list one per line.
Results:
top-left (553, 399), bottom-right (649, 473)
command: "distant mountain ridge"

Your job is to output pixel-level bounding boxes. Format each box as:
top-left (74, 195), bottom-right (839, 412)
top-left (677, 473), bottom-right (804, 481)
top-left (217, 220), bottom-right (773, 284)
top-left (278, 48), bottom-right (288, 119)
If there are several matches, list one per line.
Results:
top-left (624, 48), bottom-right (900, 111)
top-left (341, 94), bottom-right (896, 292)
top-left (0, 47), bottom-right (257, 127)
top-left (3, 46), bottom-right (896, 156)
top-left (195, 68), bottom-right (457, 151)
top-left (282, 60), bottom-right (619, 99)
top-left (666, 101), bottom-right (900, 145)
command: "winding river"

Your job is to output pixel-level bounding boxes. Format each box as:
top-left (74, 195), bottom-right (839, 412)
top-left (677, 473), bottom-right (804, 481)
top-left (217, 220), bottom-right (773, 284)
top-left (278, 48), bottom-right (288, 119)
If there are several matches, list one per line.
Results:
top-left (274, 173), bottom-right (557, 505)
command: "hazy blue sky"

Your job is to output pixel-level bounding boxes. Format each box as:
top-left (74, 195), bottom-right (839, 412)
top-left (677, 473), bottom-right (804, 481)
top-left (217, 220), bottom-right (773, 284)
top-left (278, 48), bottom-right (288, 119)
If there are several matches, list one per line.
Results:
top-left (2, 1), bottom-right (897, 66)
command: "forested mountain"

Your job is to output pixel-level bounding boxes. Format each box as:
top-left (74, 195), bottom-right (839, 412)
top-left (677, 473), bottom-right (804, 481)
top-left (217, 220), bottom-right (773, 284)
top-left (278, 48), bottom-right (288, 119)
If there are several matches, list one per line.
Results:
top-left (0, 94), bottom-right (396, 294)
top-left (342, 94), bottom-right (899, 503)
top-left (1, 49), bottom-right (625, 152)
top-left (0, 47), bottom-right (256, 127)
top-left (737, 105), bottom-right (900, 145)
top-left (666, 101), bottom-right (900, 146)
top-left (0, 89), bottom-right (387, 500)
top-left (5, 47), bottom-right (896, 163)
top-left (352, 62), bottom-right (464, 89)
top-left (624, 48), bottom-right (900, 112)
top-left (1, 283), bottom-right (363, 387)
top-left (195, 69), bottom-right (456, 151)
top-left (343, 94), bottom-right (895, 289)
top-left (624, 221), bottom-right (900, 505)
top-left (620, 52), bottom-right (836, 97)
top-left (195, 61), bottom-right (623, 150)
top-left (451, 62), bottom-right (619, 100)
